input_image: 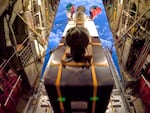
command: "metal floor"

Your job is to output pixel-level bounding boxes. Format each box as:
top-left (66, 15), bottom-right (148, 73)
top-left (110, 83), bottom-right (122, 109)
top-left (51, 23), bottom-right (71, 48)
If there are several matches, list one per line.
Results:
top-left (23, 84), bottom-right (127, 113)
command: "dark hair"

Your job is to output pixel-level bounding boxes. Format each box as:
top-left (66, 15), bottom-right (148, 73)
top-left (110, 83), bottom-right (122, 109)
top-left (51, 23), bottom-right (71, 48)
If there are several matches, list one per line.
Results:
top-left (65, 27), bottom-right (89, 62)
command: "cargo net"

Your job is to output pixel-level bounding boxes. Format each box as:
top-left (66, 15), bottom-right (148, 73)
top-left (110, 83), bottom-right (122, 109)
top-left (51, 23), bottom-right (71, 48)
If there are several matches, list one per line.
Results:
top-left (18, 43), bottom-right (33, 67)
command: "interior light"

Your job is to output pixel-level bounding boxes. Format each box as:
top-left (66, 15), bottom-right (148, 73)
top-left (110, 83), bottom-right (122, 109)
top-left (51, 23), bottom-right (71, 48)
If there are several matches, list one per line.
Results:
top-left (38, 0), bottom-right (41, 5)
top-left (120, 0), bottom-right (123, 4)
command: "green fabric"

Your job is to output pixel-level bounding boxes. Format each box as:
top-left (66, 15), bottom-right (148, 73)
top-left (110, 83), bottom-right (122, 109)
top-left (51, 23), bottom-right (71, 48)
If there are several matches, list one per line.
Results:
top-left (66, 3), bottom-right (73, 11)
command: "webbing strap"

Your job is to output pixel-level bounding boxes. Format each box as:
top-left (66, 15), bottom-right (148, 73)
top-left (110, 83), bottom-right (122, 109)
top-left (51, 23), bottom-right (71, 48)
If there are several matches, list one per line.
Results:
top-left (94, 62), bottom-right (108, 67)
top-left (91, 60), bottom-right (98, 113)
top-left (90, 44), bottom-right (108, 113)
top-left (51, 61), bottom-right (108, 67)
top-left (90, 42), bottom-right (102, 46)
top-left (62, 62), bottom-right (91, 67)
top-left (55, 52), bottom-right (66, 113)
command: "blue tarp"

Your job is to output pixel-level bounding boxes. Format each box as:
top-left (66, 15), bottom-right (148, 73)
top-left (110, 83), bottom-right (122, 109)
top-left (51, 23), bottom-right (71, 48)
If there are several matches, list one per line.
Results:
top-left (41, 0), bottom-right (121, 80)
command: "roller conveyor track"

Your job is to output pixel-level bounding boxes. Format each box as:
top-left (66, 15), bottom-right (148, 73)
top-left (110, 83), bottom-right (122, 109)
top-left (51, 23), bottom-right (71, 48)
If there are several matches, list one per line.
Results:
top-left (104, 48), bottom-right (137, 113)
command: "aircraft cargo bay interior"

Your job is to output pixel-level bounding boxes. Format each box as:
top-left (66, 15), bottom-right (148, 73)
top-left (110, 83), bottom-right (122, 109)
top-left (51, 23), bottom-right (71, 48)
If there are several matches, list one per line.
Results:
top-left (0, 0), bottom-right (150, 113)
